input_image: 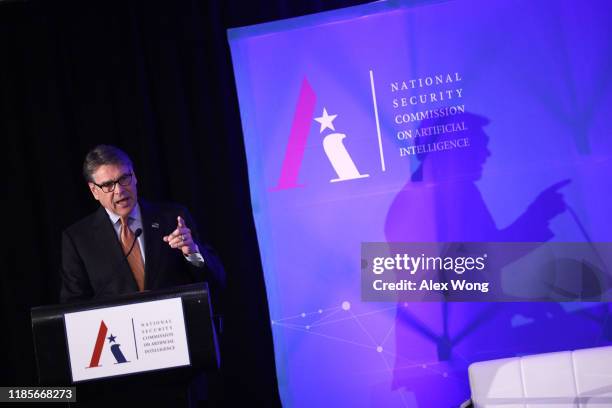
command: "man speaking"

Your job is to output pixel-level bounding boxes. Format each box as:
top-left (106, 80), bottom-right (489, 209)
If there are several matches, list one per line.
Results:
top-left (60, 144), bottom-right (225, 302)
top-left (59, 144), bottom-right (225, 405)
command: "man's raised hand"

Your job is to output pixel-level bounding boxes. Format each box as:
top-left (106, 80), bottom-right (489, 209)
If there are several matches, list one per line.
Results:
top-left (163, 216), bottom-right (198, 256)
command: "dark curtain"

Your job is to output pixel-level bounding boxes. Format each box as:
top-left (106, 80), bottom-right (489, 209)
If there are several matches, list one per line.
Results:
top-left (1, 0), bottom-right (368, 404)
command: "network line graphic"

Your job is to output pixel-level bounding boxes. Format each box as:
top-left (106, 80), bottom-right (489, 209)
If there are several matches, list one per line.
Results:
top-left (272, 300), bottom-right (494, 371)
top-left (270, 300), bottom-right (612, 407)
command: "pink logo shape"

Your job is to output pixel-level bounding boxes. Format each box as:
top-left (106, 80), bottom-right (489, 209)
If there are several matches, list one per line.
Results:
top-left (271, 78), bottom-right (317, 190)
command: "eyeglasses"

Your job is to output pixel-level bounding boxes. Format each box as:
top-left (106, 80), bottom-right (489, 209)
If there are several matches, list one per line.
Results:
top-left (93, 173), bottom-right (133, 193)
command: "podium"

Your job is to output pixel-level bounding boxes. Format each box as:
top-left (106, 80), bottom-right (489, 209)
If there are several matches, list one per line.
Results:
top-left (31, 283), bottom-right (220, 406)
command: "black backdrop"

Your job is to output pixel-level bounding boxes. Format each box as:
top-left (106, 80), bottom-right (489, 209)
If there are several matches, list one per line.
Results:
top-left (1, 0), bottom-right (368, 404)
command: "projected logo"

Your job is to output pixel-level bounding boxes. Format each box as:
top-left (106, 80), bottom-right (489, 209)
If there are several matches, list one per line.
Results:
top-left (272, 78), bottom-right (369, 191)
top-left (87, 320), bottom-right (130, 368)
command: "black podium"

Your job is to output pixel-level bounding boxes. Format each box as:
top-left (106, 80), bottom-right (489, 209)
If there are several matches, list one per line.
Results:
top-left (31, 283), bottom-right (220, 407)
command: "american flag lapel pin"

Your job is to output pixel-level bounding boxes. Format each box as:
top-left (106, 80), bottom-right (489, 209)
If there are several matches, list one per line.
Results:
top-left (152, 222), bottom-right (160, 229)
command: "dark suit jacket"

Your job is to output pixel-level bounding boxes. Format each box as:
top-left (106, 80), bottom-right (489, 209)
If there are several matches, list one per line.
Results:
top-left (60, 200), bottom-right (225, 303)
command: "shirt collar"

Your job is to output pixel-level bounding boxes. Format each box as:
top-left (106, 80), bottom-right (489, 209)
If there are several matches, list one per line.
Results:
top-left (105, 202), bottom-right (142, 226)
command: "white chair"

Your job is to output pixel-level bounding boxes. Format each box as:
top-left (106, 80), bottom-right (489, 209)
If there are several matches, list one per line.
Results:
top-left (466, 345), bottom-right (612, 407)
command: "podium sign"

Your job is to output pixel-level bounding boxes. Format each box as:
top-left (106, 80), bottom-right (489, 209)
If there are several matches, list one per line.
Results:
top-left (32, 283), bottom-right (219, 386)
top-left (64, 297), bottom-right (190, 382)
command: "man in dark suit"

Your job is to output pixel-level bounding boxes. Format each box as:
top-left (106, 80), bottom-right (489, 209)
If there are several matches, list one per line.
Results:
top-left (60, 144), bottom-right (225, 407)
top-left (60, 144), bottom-right (225, 302)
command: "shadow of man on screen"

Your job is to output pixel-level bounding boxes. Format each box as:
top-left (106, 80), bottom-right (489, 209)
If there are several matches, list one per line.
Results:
top-left (382, 111), bottom-right (603, 407)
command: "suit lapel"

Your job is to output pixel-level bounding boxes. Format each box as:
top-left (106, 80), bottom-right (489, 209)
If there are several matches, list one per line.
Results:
top-left (141, 200), bottom-right (163, 289)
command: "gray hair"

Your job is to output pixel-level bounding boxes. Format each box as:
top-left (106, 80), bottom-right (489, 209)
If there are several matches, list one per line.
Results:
top-left (82, 145), bottom-right (133, 182)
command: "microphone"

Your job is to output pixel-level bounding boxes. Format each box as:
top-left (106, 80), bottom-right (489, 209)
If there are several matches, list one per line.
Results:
top-left (94, 227), bottom-right (143, 299)
top-left (124, 228), bottom-right (143, 259)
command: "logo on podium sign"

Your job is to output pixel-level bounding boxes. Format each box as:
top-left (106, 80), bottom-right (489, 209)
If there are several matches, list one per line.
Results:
top-left (87, 321), bottom-right (130, 368)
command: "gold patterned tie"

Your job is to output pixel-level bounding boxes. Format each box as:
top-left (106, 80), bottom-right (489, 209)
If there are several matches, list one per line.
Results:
top-left (120, 217), bottom-right (145, 292)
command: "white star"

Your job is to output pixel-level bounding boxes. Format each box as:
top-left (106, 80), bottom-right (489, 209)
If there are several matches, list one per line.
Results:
top-left (314, 108), bottom-right (338, 133)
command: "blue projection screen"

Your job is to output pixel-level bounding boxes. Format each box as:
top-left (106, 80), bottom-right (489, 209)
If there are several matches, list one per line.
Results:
top-left (228, 0), bottom-right (612, 406)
